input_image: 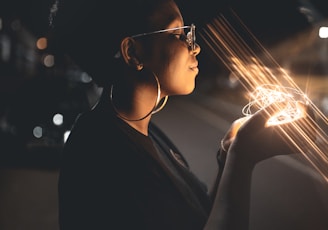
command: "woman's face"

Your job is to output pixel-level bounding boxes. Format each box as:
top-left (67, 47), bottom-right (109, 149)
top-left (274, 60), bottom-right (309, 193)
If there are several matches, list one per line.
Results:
top-left (139, 1), bottom-right (201, 96)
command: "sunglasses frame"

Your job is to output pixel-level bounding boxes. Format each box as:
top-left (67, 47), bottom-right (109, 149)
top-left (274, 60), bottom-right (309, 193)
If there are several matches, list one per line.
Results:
top-left (131, 24), bottom-right (196, 51)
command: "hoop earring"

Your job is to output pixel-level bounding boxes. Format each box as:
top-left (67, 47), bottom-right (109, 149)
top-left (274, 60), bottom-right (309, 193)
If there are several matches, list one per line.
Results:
top-left (109, 71), bottom-right (168, 121)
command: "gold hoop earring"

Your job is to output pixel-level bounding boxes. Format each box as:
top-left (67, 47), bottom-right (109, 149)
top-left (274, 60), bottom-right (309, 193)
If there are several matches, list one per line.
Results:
top-left (109, 71), bottom-right (168, 121)
top-left (152, 94), bottom-right (168, 114)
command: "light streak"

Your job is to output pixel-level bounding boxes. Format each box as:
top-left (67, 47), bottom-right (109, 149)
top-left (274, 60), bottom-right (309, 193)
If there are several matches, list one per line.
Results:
top-left (200, 9), bottom-right (328, 182)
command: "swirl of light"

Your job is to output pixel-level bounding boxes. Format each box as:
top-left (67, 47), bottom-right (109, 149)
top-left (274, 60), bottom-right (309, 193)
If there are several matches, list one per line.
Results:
top-left (242, 84), bottom-right (309, 126)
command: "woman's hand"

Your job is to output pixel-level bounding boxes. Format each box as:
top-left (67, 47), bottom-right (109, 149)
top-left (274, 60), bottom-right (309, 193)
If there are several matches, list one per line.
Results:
top-left (220, 116), bottom-right (249, 152)
top-left (228, 101), bottom-right (315, 164)
top-left (207, 102), bottom-right (316, 230)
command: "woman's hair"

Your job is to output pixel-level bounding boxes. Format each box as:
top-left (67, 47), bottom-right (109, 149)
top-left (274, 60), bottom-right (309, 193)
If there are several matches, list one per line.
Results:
top-left (49, 0), bottom-right (172, 87)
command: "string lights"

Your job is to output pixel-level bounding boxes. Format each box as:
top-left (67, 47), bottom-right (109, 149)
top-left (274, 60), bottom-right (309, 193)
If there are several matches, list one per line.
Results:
top-left (242, 84), bottom-right (309, 126)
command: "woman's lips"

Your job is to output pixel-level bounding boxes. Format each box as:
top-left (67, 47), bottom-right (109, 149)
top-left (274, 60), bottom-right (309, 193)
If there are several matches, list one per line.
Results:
top-left (189, 62), bottom-right (198, 72)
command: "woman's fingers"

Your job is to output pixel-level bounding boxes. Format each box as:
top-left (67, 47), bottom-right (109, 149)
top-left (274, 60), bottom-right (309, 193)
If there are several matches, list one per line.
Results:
top-left (237, 101), bottom-right (288, 136)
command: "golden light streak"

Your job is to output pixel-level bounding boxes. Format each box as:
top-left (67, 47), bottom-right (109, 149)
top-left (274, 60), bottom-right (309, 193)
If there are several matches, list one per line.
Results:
top-left (200, 9), bottom-right (328, 182)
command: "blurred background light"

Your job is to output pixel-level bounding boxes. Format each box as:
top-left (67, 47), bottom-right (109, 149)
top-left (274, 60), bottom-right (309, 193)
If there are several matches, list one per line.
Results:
top-left (319, 26), bottom-right (328, 38)
top-left (32, 126), bottom-right (43, 138)
top-left (52, 113), bottom-right (63, 126)
top-left (64, 130), bottom-right (70, 143)
top-left (42, 54), bottom-right (54, 67)
top-left (36, 37), bottom-right (47, 50)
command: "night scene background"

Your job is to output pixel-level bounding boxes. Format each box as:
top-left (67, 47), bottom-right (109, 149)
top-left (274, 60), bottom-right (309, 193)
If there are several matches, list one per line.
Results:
top-left (0, 0), bottom-right (328, 229)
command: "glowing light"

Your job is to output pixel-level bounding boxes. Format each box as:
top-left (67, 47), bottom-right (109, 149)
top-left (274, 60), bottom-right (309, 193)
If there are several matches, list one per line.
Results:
top-left (36, 37), bottom-right (47, 50)
top-left (200, 10), bottom-right (328, 182)
top-left (53, 113), bottom-right (63, 126)
top-left (33, 126), bottom-right (43, 138)
top-left (319, 27), bottom-right (328, 39)
top-left (243, 84), bottom-right (308, 126)
top-left (80, 72), bottom-right (92, 83)
top-left (64, 130), bottom-right (71, 143)
top-left (42, 54), bottom-right (54, 67)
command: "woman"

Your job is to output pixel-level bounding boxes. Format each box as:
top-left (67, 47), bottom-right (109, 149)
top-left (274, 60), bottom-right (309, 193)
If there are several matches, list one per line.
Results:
top-left (49, 0), bottom-right (311, 229)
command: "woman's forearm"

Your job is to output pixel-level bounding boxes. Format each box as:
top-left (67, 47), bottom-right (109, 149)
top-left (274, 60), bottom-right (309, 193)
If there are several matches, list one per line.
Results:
top-left (204, 148), bottom-right (255, 230)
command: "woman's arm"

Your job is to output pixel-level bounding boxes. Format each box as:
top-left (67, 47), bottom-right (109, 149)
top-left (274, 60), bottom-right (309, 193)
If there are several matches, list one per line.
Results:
top-left (205, 102), bottom-right (314, 230)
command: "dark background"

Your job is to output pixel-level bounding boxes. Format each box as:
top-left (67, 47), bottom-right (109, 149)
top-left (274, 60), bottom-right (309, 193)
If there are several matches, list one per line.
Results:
top-left (1, 1), bottom-right (328, 230)
top-left (2, 0), bottom-right (327, 41)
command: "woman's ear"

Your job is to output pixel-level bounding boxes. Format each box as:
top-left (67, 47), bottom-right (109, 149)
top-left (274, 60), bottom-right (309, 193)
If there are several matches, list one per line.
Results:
top-left (120, 37), bottom-right (142, 69)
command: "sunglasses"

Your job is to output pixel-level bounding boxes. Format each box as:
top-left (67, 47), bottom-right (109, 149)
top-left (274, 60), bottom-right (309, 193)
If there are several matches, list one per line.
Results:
top-left (114, 24), bottom-right (196, 58)
top-left (131, 24), bottom-right (196, 51)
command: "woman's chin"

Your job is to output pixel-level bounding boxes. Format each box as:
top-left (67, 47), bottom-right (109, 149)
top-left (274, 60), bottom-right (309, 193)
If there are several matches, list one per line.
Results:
top-left (182, 86), bottom-right (196, 95)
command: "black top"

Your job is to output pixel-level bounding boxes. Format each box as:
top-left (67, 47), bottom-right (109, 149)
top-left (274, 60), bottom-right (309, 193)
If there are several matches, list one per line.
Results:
top-left (58, 90), bottom-right (213, 230)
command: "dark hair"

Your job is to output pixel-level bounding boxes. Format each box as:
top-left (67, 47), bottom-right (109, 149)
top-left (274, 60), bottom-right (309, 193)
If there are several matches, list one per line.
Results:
top-left (49, 0), bottom-right (173, 87)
